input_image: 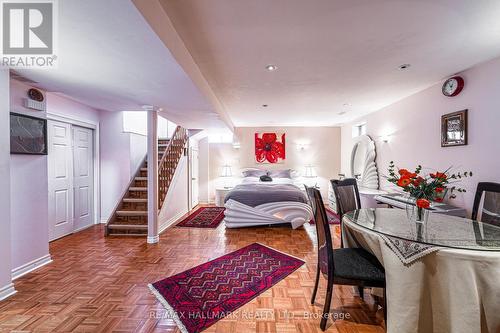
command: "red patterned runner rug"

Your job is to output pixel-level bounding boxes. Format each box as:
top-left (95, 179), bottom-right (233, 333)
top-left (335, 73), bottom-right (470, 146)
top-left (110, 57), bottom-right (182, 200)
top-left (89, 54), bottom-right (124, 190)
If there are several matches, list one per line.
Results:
top-left (149, 243), bottom-right (304, 333)
top-left (176, 206), bottom-right (225, 228)
top-left (309, 206), bottom-right (340, 225)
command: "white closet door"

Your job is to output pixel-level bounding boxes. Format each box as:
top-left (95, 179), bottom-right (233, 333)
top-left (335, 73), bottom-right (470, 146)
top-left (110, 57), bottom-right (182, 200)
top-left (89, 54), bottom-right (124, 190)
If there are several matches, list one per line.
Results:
top-left (48, 121), bottom-right (74, 241)
top-left (72, 126), bottom-right (94, 232)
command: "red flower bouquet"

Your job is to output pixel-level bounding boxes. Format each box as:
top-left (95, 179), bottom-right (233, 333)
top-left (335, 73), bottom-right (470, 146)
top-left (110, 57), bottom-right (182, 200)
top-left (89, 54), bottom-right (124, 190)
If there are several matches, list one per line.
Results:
top-left (387, 162), bottom-right (472, 222)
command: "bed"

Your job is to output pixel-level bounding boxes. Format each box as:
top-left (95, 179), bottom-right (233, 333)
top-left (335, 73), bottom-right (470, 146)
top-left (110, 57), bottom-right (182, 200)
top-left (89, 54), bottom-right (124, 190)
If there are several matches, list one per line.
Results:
top-left (223, 170), bottom-right (313, 229)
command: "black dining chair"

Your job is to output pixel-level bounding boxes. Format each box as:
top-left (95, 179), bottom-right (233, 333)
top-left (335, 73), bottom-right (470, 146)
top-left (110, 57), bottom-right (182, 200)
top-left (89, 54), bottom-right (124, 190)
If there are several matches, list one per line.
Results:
top-left (305, 186), bottom-right (386, 331)
top-left (331, 178), bottom-right (361, 248)
top-left (471, 182), bottom-right (500, 227)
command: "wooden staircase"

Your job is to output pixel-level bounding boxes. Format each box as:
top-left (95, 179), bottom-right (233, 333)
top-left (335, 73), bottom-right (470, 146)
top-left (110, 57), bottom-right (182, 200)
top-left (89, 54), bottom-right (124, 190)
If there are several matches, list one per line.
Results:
top-left (105, 126), bottom-right (188, 236)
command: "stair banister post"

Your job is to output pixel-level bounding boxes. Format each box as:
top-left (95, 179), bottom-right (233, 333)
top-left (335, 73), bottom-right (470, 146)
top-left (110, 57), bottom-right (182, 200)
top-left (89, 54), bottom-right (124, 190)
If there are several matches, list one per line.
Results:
top-left (145, 106), bottom-right (159, 244)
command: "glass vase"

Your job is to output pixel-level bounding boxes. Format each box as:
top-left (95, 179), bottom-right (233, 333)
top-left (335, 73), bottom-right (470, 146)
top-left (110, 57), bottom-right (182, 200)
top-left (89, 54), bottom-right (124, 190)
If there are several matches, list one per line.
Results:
top-left (406, 197), bottom-right (430, 224)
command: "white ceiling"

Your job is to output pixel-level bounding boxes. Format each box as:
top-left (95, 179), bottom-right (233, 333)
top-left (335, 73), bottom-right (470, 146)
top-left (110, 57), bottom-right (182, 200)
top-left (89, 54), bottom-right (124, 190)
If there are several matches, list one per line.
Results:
top-left (15, 0), bottom-right (226, 129)
top-left (160, 0), bottom-right (500, 126)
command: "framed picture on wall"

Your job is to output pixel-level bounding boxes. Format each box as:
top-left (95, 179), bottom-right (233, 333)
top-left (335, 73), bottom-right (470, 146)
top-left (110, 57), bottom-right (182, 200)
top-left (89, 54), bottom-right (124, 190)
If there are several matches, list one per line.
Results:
top-left (441, 109), bottom-right (468, 147)
top-left (255, 132), bottom-right (286, 163)
top-left (10, 112), bottom-right (48, 155)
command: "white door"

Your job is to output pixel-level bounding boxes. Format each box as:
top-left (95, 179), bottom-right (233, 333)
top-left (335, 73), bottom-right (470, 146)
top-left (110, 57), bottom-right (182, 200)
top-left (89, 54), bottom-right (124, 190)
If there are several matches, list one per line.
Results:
top-left (72, 126), bottom-right (94, 232)
top-left (190, 147), bottom-right (199, 208)
top-left (48, 121), bottom-right (74, 241)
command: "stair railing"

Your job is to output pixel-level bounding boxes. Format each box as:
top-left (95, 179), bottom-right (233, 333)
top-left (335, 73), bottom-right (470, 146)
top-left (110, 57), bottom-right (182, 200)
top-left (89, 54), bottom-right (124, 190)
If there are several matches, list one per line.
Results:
top-left (158, 126), bottom-right (188, 208)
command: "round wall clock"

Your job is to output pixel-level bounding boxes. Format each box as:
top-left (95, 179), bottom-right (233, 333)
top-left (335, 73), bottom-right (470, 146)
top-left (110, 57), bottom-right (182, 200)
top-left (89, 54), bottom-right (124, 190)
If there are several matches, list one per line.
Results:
top-left (28, 88), bottom-right (44, 102)
top-left (442, 76), bottom-right (464, 97)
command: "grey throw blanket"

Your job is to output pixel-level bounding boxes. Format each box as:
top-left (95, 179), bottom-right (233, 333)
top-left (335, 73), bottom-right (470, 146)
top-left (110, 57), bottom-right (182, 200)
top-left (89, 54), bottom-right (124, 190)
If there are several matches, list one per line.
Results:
top-left (224, 183), bottom-right (308, 207)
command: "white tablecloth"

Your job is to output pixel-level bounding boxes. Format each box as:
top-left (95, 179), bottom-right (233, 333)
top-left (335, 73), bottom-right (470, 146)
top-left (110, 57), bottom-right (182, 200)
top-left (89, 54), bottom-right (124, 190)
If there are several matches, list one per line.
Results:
top-left (342, 216), bottom-right (500, 333)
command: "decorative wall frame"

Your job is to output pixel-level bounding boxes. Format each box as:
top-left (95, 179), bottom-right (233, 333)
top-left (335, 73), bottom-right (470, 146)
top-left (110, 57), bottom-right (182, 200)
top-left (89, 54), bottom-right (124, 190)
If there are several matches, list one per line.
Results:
top-left (255, 132), bottom-right (286, 164)
top-left (10, 112), bottom-right (48, 155)
top-left (441, 109), bottom-right (468, 147)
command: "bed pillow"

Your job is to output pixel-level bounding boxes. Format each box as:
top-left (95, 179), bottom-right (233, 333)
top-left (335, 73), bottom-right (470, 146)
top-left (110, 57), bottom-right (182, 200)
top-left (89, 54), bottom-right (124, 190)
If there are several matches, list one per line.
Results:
top-left (240, 177), bottom-right (260, 184)
top-left (268, 169), bottom-right (292, 179)
top-left (242, 168), bottom-right (267, 177)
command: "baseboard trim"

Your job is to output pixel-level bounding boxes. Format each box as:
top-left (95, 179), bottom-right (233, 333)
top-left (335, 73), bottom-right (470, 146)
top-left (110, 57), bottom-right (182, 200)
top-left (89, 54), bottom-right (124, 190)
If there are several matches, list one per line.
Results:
top-left (100, 219), bottom-right (108, 224)
top-left (0, 283), bottom-right (17, 301)
top-left (73, 224), bottom-right (97, 233)
top-left (12, 254), bottom-right (53, 280)
top-left (159, 211), bottom-right (186, 235)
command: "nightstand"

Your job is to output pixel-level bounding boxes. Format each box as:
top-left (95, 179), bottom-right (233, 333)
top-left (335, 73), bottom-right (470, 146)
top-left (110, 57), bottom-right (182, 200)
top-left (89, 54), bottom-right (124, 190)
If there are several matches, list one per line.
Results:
top-left (215, 188), bottom-right (232, 207)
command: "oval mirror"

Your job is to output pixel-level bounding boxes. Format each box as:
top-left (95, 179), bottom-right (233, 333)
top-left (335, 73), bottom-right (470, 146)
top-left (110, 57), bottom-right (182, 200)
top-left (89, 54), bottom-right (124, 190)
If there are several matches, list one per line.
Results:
top-left (350, 135), bottom-right (379, 189)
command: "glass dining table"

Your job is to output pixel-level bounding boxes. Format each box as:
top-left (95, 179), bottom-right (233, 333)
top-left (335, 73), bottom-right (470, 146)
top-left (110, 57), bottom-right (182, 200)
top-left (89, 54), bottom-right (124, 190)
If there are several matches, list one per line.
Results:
top-left (344, 208), bottom-right (500, 251)
top-left (341, 208), bottom-right (500, 333)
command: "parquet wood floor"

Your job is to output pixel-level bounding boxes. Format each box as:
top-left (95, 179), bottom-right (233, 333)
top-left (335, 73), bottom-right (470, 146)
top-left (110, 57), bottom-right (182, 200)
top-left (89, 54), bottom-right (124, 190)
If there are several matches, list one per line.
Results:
top-left (0, 209), bottom-right (386, 333)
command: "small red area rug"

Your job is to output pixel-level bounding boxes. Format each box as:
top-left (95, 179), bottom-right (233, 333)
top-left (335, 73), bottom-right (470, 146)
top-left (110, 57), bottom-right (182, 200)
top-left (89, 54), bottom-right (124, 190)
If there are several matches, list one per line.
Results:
top-left (149, 243), bottom-right (304, 333)
top-left (176, 207), bottom-right (225, 228)
top-left (309, 206), bottom-right (340, 225)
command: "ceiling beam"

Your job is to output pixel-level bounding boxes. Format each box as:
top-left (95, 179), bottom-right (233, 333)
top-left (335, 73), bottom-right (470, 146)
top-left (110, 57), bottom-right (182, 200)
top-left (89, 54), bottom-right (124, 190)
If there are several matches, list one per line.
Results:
top-left (132, 0), bottom-right (234, 131)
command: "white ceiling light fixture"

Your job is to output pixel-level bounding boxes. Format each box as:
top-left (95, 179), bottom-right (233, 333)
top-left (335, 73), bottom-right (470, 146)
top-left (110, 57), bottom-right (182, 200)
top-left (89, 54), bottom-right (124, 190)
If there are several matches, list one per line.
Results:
top-left (265, 64), bottom-right (278, 71)
top-left (338, 103), bottom-right (350, 115)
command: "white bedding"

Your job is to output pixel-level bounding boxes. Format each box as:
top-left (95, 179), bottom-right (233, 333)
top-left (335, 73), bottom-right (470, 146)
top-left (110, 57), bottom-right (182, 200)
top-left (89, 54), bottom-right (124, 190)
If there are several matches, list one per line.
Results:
top-left (224, 175), bottom-right (311, 228)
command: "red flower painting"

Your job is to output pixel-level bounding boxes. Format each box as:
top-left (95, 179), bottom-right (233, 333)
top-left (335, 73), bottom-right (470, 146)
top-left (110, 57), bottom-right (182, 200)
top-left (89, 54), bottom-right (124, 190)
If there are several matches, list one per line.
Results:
top-left (255, 133), bottom-right (286, 163)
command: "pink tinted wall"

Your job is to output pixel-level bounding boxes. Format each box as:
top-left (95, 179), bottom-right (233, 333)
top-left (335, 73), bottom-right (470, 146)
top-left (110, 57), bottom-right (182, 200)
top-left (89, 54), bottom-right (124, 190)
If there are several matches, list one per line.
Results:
top-left (99, 111), bottom-right (134, 221)
top-left (98, 111), bottom-right (147, 222)
top-left (45, 93), bottom-right (101, 124)
top-left (10, 80), bottom-right (50, 272)
top-left (158, 155), bottom-right (189, 230)
top-left (0, 70), bottom-right (13, 297)
top-left (341, 56), bottom-right (500, 214)
top-left (9, 79), bottom-right (101, 271)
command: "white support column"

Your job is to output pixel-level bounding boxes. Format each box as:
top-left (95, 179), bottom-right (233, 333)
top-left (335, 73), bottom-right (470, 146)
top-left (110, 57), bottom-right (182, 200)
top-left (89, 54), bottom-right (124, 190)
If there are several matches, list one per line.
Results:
top-left (146, 107), bottom-right (159, 244)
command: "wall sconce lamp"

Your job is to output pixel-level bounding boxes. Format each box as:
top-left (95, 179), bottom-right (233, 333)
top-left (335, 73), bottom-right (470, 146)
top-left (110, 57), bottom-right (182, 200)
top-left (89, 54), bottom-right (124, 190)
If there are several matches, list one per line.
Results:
top-left (296, 143), bottom-right (309, 151)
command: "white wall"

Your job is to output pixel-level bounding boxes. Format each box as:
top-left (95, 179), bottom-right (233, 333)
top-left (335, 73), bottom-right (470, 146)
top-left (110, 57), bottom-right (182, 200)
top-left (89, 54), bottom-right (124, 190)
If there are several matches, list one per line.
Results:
top-left (122, 111), bottom-right (176, 139)
top-left (129, 133), bottom-right (148, 177)
top-left (206, 126), bottom-right (342, 202)
top-left (0, 70), bottom-right (14, 299)
top-left (341, 56), bottom-right (500, 215)
top-left (198, 137), bottom-right (210, 203)
top-left (159, 154), bottom-right (189, 231)
top-left (99, 111), bottom-right (147, 222)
